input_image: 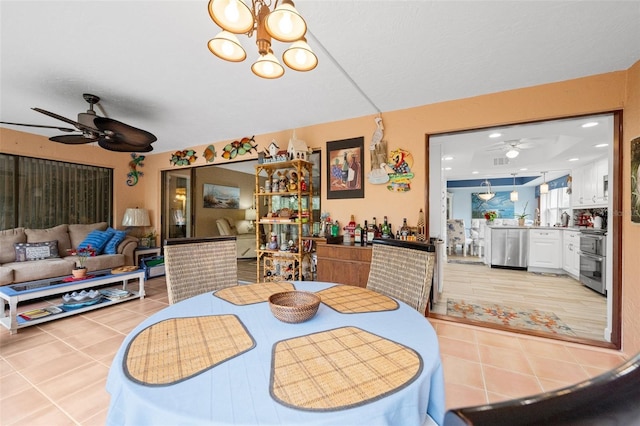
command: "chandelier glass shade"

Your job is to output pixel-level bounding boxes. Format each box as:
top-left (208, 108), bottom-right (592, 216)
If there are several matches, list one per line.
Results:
top-left (540, 171), bottom-right (549, 194)
top-left (208, 0), bottom-right (317, 78)
top-left (510, 173), bottom-right (519, 202)
top-left (478, 179), bottom-right (495, 201)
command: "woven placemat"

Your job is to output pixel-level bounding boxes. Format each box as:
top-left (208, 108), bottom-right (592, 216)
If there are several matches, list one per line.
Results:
top-left (124, 315), bottom-right (255, 386)
top-left (270, 326), bottom-right (423, 411)
top-left (214, 282), bottom-right (295, 305)
top-left (315, 285), bottom-right (398, 313)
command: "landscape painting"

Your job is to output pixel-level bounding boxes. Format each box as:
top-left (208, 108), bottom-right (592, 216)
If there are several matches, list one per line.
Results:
top-left (203, 184), bottom-right (239, 209)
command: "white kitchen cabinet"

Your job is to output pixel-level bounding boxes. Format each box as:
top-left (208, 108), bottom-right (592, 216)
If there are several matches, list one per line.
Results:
top-left (562, 230), bottom-right (580, 279)
top-left (528, 229), bottom-right (562, 271)
top-left (572, 158), bottom-right (608, 207)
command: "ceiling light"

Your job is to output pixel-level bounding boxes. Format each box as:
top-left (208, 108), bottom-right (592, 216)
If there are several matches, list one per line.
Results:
top-left (594, 143), bottom-right (609, 148)
top-left (208, 0), bottom-right (316, 79)
top-left (568, 158), bottom-right (579, 162)
top-left (520, 168), bottom-right (528, 171)
top-left (505, 148), bottom-right (520, 159)
top-left (472, 171), bottom-right (479, 174)
top-left (540, 171), bottom-right (549, 194)
top-left (443, 156), bottom-right (454, 161)
top-left (510, 173), bottom-right (519, 202)
top-left (444, 167), bottom-right (452, 171)
top-left (581, 122), bottom-right (599, 128)
top-left (478, 179), bottom-right (495, 201)
top-left (489, 133), bottom-right (502, 138)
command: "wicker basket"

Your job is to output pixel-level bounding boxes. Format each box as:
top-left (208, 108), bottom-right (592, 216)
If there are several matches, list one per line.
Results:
top-left (269, 291), bottom-right (321, 323)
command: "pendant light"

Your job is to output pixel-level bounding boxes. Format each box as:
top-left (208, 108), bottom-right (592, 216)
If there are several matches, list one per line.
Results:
top-left (478, 179), bottom-right (495, 201)
top-left (540, 171), bottom-right (549, 194)
top-left (510, 173), bottom-right (519, 202)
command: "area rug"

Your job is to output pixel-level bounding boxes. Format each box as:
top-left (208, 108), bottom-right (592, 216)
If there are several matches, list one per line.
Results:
top-left (447, 259), bottom-right (485, 266)
top-left (446, 299), bottom-right (576, 336)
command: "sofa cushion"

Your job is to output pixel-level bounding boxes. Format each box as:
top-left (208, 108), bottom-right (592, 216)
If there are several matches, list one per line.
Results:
top-left (7, 258), bottom-right (76, 283)
top-left (14, 240), bottom-right (59, 261)
top-left (68, 222), bottom-right (108, 249)
top-left (0, 266), bottom-right (14, 286)
top-left (82, 254), bottom-right (126, 271)
top-left (78, 229), bottom-right (114, 254)
top-left (104, 229), bottom-right (128, 255)
top-left (25, 224), bottom-right (71, 255)
top-left (0, 227), bottom-right (26, 264)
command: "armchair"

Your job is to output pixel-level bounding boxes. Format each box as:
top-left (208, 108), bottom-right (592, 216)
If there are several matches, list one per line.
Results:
top-left (215, 217), bottom-right (256, 259)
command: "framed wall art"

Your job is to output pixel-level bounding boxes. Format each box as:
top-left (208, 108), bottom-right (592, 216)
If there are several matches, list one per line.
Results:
top-left (632, 136), bottom-right (640, 223)
top-left (471, 191), bottom-right (514, 218)
top-left (203, 184), bottom-right (240, 209)
top-left (326, 137), bottom-right (364, 199)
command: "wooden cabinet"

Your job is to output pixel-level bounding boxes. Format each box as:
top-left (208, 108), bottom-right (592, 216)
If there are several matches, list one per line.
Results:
top-left (528, 229), bottom-right (562, 271)
top-left (255, 159), bottom-right (314, 282)
top-left (562, 230), bottom-right (580, 279)
top-left (316, 243), bottom-right (372, 288)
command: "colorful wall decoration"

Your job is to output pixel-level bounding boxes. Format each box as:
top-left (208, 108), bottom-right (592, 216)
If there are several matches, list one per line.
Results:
top-left (126, 153), bottom-right (145, 186)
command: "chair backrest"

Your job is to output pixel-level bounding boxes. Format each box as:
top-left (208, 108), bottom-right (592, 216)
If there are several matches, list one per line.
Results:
top-left (164, 236), bottom-right (238, 304)
top-left (366, 239), bottom-right (436, 315)
top-left (444, 352), bottom-right (640, 426)
top-left (447, 219), bottom-right (466, 244)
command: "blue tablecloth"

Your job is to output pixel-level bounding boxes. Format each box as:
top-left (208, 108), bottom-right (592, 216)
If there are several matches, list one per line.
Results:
top-left (106, 281), bottom-right (445, 425)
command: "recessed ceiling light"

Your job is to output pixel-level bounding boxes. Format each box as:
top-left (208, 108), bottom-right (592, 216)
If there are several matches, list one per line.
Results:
top-left (594, 143), bottom-right (609, 148)
top-left (472, 171), bottom-right (479, 174)
top-left (444, 167), bottom-right (452, 171)
top-left (489, 133), bottom-right (502, 138)
top-left (581, 122), bottom-right (599, 128)
top-left (443, 156), bottom-right (454, 161)
top-left (568, 158), bottom-right (579, 162)
top-left (520, 168), bottom-right (528, 171)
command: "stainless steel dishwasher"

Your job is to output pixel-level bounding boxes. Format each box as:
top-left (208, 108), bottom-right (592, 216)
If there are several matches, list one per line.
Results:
top-left (491, 228), bottom-right (528, 269)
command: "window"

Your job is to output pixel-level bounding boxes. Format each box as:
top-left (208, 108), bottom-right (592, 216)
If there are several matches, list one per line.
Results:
top-left (0, 154), bottom-right (113, 230)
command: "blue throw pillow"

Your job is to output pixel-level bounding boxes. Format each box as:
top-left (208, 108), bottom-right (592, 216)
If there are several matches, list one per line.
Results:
top-left (104, 229), bottom-right (128, 255)
top-left (78, 229), bottom-right (115, 254)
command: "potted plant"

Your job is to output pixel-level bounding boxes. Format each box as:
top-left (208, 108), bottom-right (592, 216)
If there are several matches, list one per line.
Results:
top-left (67, 245), bottom-right (96, 278)
top-left (483, 211), bottom-right (497, 224)
top-left (516, 201), bottom-right (529, 226)
top-left (140, 230), bottom-right (157, 248)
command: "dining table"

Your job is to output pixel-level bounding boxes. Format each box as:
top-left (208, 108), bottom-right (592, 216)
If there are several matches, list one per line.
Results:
top-left (106, 281), bottom-right (446, 425)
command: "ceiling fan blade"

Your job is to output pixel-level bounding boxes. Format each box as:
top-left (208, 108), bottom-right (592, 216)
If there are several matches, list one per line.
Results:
top-left (94, 117), bottom-right (157, 146)
top-left (31, 107), bottom-right (98, 133)
top-left (98, 138), bottom-right (153, 153)
top-left (0, 121), bottom-right (76, 132)
top-left (50, 134), bottom-right (98, 144)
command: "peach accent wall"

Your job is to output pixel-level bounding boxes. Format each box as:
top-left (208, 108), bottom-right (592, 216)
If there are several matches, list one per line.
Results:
top-left (2, 67), bottom-right (638, 356)
top-left (622, 60), bottom-right (640, 356)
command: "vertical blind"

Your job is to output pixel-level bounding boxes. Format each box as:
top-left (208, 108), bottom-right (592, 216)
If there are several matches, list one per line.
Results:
top-left (0, 154), bottom-right (112, 230)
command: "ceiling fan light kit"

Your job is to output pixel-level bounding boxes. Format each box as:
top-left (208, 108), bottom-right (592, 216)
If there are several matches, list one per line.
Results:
top-left (505, 148), bottom-right (520, 159)
top-left (208, 0), bottom-right (317, 79)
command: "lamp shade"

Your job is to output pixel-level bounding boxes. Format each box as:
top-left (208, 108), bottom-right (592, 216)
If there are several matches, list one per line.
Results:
top-left (208, 0), bottom-right (254, 34)
top-left (282, 37), bottom-right (318, 71)
top-left (245, 208), bottom-right (257, 221)
top-left (208, 31), bottom-right (247, 62)
top-left (264, 0), bottom-right (306, 42)
top-left (122, 208), bottom-right (151, 227)
top-left (251, 51), bottom-right (284, 78)
top-left (478, 179), bottom-right (495, 201)
top-left (510, 190), bottom-right (519, 202)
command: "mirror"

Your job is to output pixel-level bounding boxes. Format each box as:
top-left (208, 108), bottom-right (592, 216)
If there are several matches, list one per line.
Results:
top-left (428, 113), bottom-right (618, 345)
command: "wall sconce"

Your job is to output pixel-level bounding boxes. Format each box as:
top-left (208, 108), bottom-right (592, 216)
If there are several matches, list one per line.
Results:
top-left (540, 171), bottom-right (549, 194)
top-left (510, 173), bottom-right (519, 202)
top-left (478, 179), bottom-right (495, 201)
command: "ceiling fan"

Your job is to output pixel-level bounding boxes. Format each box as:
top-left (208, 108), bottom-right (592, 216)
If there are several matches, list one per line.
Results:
top-left (0, 94), bottom-right (157, 152)
top-left (486, 138), bottom-right (539, 159)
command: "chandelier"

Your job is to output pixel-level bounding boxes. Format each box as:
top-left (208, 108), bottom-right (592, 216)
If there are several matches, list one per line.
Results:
top-left (207, 0), bottom-right (318, 79)
top-left (478, 179), bottom-right (495, 201)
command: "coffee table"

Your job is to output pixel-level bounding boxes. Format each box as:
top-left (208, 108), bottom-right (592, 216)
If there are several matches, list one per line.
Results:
top-left (0, 268), bottom-right (145, 334)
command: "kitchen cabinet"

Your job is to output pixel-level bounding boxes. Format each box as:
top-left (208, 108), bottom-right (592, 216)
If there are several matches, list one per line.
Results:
top-left (316, 243), bottom-right (372, 288)
top-left (562, 230), bottom-right (580, 279)
top-left (572, 157), bottom-right (608, 207)
top-left (528, 229), bottom-right (562, 271)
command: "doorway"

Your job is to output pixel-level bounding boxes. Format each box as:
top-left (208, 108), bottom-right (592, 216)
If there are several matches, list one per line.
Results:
top-left (427, 112), bottom-right (621, 348)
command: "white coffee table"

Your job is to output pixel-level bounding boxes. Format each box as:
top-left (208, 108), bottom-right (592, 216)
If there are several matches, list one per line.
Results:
top-left (0, 268), bottom-right (145, 334)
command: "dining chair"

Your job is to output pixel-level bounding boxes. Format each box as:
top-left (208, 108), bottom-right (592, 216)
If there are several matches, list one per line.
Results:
top-left (366, 239), bottom-right (436, 315)
top-left (443, 352), bottom-right (640, 426)
top-left (446, 219), bottom-right (472, 256)
top-left (164, 236), bottom-right (238, 304)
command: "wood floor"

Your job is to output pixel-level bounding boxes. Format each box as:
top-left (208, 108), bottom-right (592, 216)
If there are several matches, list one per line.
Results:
top-left (432, 254), bottom-right (607, 342)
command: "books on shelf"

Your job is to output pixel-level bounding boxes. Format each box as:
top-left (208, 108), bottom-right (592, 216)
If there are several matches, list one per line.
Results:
top-left (99, 288), bottom-right (131, 300)
top-left (19, 306), bottom-right (62, 321)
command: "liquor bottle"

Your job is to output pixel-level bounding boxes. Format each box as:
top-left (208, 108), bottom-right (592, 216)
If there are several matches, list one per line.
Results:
top-left (363, 220), bottom-right (369, 245)
top-left (366, 219), bottom-right (375, 244)
top-left (354, 223), bottom-right (362, 245)
top-left (382, 216), bottom-right (390, 238)
top-left (400, 218), bottom-right (410, 240)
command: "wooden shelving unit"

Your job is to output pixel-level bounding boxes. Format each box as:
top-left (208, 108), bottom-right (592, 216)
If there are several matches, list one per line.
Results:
top-left (255, 159), bottom-right (314, 282)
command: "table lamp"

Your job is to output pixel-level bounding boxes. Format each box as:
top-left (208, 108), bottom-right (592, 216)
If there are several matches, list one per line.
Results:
top-left (122, 208), bottom-right (151, 245)
top-left (245, 208), bottom-right (257, 232)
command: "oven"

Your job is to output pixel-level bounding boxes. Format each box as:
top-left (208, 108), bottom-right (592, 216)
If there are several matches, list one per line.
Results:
top-left (578, 230), bottom-right (606, 295)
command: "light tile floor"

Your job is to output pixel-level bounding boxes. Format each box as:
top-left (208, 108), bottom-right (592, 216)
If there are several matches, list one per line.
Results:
top-left (0, 276), bottom-right (628, 425)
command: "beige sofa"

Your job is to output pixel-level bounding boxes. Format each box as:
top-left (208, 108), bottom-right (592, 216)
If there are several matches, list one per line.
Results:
top-left (215, 217), bottom-right (256, 259)
top-left (0, 222), bottom-right (137, 285)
